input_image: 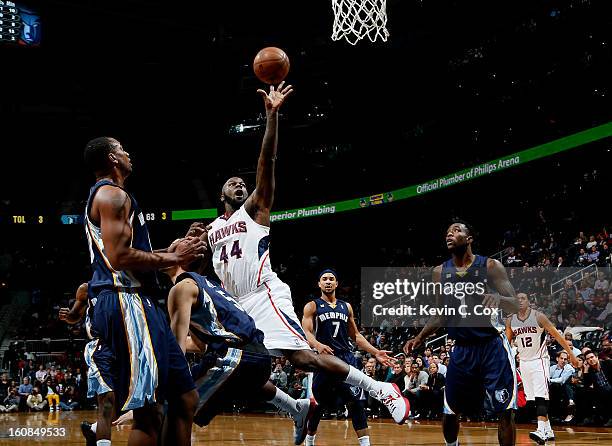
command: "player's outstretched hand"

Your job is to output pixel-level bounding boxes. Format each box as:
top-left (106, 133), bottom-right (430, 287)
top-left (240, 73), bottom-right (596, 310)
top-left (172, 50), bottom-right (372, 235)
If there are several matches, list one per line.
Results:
top-left (186, 222), bottom-right (207, 238)
top-left (58, 308), bottom-right (70, 321)
top-left (257, 81), bottom-right (294, 113)
top-left (482, 294), bottom-right (500, 309)
top-left (112, 410), bottom-right (134, 426)
top-left (173, 236), bottom-right (207, 264)
top-left (315, 342), bottom-right (334, 355)
top-left (403, 337), bottom-right (422, 355)
top-left (375, 350), bottom-right (396, 368)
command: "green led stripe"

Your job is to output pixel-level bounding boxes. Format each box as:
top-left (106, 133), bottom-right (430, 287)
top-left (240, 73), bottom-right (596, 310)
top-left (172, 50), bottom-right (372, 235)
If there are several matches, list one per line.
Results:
top-left (172, 208), bottom-right (218, 221)
top-left (171, 122), bottom-right (612, 223)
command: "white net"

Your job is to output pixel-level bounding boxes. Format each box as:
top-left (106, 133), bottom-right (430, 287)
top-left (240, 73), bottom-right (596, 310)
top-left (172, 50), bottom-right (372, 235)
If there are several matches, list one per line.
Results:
top-left (331, 0), bottom-right (389, 45)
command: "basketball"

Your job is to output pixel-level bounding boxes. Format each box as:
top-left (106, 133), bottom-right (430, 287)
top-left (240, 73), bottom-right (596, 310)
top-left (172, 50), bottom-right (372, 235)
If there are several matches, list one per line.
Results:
top-left (253, 47), bottom-right (290, 85)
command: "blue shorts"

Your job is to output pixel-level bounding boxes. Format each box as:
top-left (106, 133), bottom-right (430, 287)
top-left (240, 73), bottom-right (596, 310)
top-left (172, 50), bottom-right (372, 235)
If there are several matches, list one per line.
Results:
top-left (444, 334), bottom-right (517, 415)
top-left (85, 288), bottom-right (195, 411)
top-left (192, 345), bottom-right (271, 427)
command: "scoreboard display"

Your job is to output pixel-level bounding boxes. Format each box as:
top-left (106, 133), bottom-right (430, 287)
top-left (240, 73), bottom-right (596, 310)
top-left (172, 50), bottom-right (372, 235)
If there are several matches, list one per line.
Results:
top-left (0, 211), bottom-right (174, 225)
top-left (0, 1), bottom-right (40, 46)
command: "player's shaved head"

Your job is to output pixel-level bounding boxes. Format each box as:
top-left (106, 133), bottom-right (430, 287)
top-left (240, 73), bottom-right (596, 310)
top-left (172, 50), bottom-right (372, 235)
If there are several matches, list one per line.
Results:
top-left (221, 176), bottom-right (248, 209)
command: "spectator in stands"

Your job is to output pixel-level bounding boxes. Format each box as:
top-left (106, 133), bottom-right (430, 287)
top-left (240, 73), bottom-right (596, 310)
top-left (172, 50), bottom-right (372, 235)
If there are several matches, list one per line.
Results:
top-left (555, 256), bottom-right (567, 271)
top-left (586, 236), bottom-right (598, 250)
top-left (73, 367), bottom-right (83, 388)
top-left (419, 362), bottom-right (445, 419)
top-left (576, 248), bottom-right (589, 267)
top-left (43, 377), bottom-right (59, 411)
top-left (404, 362), bottom-right (428, 419)
top-left (270, 363), bottom-right (288, 393)
top-left (386, 361), bottom-right (406, 393)
top-left (582, 350), bottom-right (612, 426)
top-left (596, 292), bottom-right (612, 323)
top-left (586, 290), bottom-right (607, 322)
top-left (568, 355), bottom-right (586, 423)
top-left (430, 354), bottom-right (447, 376)
top-left (578, 281), bottom-right (595, 302)
top-left (573, 297), bottom-right (589, 325)
top-left (415, 357), bottom-right (424, 371)
top-left (376, 363), bottom-right (390, 382)
top-left (549, 351), bottom-right (575, 419)
top-left (587, 246), bottom-right (600, 265)
top-left (600, 243), bottom-right (611, 266)
top-left (26, 387), bottom-right (47, 411)
top-left (563, 279), bottom-right (578, 302)
top-left (594, 272), bottom-right (610, 293)
top-left (564, 333), bottom-right (582, 357)
top-left (0, 373), bottom-right (9, 402)
top-left (423, 347), bottom-right (433, 367)
top-left (55, 367), bottom-right (65, 384)
top-left (59, 385), bottom-right (79, 411)
top-left (18, 376), bottom-right (32, 400)
top-left (35, 364), bottom-right (46, 383)
top-left (64, 371), bottom-right (76, 387)
top-left (0, 387), bottom-right (20, 412)
top-left (439, 351), bottom-right (448, 364)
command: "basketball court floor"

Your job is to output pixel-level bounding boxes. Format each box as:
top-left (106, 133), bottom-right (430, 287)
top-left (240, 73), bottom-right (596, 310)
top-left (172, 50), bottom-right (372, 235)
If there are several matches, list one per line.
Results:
top-left (1, 411), bottom-right (611, 445)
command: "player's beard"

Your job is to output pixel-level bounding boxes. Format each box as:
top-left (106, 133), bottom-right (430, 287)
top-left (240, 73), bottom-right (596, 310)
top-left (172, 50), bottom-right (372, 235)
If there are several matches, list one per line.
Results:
top-left (224, 193), bottom-right (246, 210)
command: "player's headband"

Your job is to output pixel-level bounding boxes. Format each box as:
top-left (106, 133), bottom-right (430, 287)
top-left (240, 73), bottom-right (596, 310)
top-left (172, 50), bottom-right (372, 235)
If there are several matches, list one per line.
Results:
top-left (318, 268), bottom-right (338, 280)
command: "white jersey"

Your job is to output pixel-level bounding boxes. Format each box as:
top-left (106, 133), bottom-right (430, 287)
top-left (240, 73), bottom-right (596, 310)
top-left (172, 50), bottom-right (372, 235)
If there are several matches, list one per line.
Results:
top-left (510, 310), bottom-right (548, 361)
top-left (208, 204), bottom-right (277, 298)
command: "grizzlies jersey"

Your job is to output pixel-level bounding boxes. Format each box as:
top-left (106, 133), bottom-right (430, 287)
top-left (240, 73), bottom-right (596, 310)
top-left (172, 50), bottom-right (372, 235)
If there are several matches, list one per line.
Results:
top-left (176, 272), bottom-right (264, 353)
top-left (208, 204), bottom-right (276, 298)
top-left (313, 297), bottom-right (352, 353)
top-left (84, 180), bottom-right (158, 293)
top-left (441, 254), bottom-right (501, 342)
top-left (511, 310), bottom-right (547, 361)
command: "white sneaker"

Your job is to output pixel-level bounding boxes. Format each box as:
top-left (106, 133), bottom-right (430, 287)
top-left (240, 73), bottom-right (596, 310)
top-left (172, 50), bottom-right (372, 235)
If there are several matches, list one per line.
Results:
top-left (545, 431), bottom-right (555, 441)
top-left (49, 406), bottom-right (55, 412)
top-left (370, 383), bottom-right (410, 424)
top-left (293, 397), bottom-right (317, 445)
top-left (528, 430), bottom-right (546, 445)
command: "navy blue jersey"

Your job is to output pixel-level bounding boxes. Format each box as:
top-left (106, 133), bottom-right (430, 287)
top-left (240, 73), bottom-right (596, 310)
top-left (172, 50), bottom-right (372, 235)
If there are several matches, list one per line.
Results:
top-left (441, 254), bottom-right (500, 342)
top-left (176, 272), bottom-right (264, 353)
top-left (313, 297), bottom-right (352, 353)
top-left (84, 180), bottom-right (158, 293)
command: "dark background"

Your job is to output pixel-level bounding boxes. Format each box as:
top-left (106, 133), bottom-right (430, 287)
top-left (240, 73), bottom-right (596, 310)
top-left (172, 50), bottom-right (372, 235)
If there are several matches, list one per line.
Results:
top-left (0, 0), bottom-right (610, 298)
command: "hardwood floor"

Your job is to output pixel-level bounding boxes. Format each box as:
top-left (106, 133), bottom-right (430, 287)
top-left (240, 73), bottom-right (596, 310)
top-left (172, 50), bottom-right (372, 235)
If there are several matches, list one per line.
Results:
top-left (1, 410), bottom-right (611, 444)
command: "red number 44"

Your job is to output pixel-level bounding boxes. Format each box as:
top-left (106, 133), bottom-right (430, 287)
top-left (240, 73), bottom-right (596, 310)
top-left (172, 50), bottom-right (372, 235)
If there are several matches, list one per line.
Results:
top-left (220, 240), bottom-right (242, 263)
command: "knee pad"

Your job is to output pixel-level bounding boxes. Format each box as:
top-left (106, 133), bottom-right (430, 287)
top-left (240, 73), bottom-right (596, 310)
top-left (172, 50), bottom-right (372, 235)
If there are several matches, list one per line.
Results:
top-left (535, 397), bottom-right (549, 417)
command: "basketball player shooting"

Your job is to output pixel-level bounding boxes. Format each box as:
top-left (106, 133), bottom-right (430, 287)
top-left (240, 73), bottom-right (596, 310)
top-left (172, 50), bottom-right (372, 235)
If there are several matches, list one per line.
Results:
top-left (404, 221), bottom-right (519, 446)
top-left (506, 292), bottom-right (579, 445)
top-left (192, 82), bottom-right (410, 435)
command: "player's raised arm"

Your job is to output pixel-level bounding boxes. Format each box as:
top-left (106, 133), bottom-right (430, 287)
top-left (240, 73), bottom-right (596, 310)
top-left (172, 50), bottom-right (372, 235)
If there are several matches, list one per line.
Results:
top-left (346, 303), bottom-right (395, 367)
top-left (167, 279), bottom-right (200, 354)
top-left (536, 312), bottom-right (579, 367)
top-left (404, 265), bottom-right (447, 354)
top-left (94, 186), bottom-right (206, 270)
top-left (302, 300), bottom-right (334, 355)
top-left (58, 282), bottom-right (89, 324)
top-left (245, 82), bottom-right (294, 224)
top-left (484, 258), bottom-right (519, 314)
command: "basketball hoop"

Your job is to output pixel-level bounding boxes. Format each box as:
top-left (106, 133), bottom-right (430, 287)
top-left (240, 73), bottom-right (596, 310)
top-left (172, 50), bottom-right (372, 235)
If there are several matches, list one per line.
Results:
top-left (331, 0), bottom-right (389, 45)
